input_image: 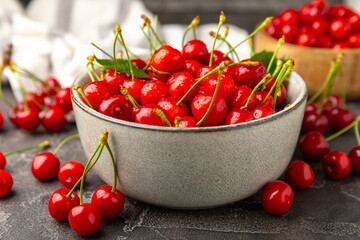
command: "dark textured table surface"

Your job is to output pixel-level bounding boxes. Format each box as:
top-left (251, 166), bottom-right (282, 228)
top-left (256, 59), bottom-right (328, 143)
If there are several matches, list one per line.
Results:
top-left (1, 84), bottom-right (360, 240)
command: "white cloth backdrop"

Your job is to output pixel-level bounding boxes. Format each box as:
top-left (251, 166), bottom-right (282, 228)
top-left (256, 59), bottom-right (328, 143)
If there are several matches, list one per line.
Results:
top-left (0, 0), bottom-right (250, 101)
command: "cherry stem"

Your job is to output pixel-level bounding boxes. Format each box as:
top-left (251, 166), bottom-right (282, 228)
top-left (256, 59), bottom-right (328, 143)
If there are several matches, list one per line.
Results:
top-left (88, 56), bottom-right (101, 81)
top-left (120, 85), bottom-right (140, 109)
top-left (248, 38), bottom-right (254, 58)
top-left (104, 142), bottom-right (118, 192)
top-left (244, 74), bottom-right (271, 108)
top-left (153, 15), bottom-right (159, 49)
top-left (91, 42), bottom-right (113, 59)
top-left (53, 134), bottom-right (80, 155)
top-left (339, 66), bottom-right (346, 110)
top-left (73, 85), bottom-right (94, 109)
top-left (153, 108), bottom-right (172, 127)
top-left (355, 121), bottom-right (360, 146)
top-left (215, 26), bottom-right (229, 50)
top-left (326, 115), bottom-right (360, 142)
top-left (273, 65), bottom-right (293, 109)
top-left (140, 25), bottom-right (157, 53)
top-left (196, 70), bottom-right (223, 126)
top-left (271, 59), bottom-right (283, 80)
top-left (0, 65), bottom-right (13, 108)
top-left (182, 16), bottom-right (200, 47)
top-left (209, 11), bottom-right (225, 67)
top-left (174, 116), bottom-right (181, 127)
top-left (223, 17), bottom-right (273, 58)
top-left (267, 36), bottom-right (285, 73)
top-left (4, 140), bottom-right (50, 157)
top-left (13, 67), bottom-right (29, 111)
top-left (28, 94), bottom-right (47, 111)
top-left (115, 25), bottom-right (134, 80)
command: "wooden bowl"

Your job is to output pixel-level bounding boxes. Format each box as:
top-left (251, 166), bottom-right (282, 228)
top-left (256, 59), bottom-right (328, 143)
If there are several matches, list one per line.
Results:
top-left (254, 29), bottom-right (360, 99)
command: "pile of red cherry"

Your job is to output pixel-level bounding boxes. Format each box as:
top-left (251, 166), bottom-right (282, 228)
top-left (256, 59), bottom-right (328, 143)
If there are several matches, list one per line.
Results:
top-left (265, 0), bottom-right (360, 48)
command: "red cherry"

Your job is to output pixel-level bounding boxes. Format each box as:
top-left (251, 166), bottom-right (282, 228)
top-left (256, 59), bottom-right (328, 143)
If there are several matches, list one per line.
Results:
top-left (210, 50), bottom-right (231, 66)
top-left (263, 79), bottom-right (286, 106)
top-left (0, 152), bottom-right (5, 169)
top-left (305, 102), bottom-right (317, 114)
top-left (301, 112), bottom-right (329, 134)
top-left (123, 78), bottom-right (145, 104)
top-left (231, 59), bottom-right (266, 88)
top-left (0, 169), bottom-right (13, 198)
top-left (174, 116), bottom-right (197, 128)
top-left (182, 40), bottom-right (210, 65)
top-left (311, 18), bottom-right (328, 36)
top-left (332, 41), bottom-right (350, 49)
top-left (299, 25), bottom-right (312, 34)
top-left (8, 102), bottom-right (24, 126)
top-left (40, 77), bottom-right (61, 96)
top-left (98, 95), bottom-right (132, 121)
top-left (322, 151), bottom-right (351, 180)
top-left (224, 108), bottom-right (254, 125)
top-left (16, 108), bottom-right (40, 132)
top-left (157, 97), bottom-right (188, 124)
top-left (54, 88), bottom-right (73, 113)
top-left (31, 152), bottom-right (60, 181)
top-left (299, 131), bottom-right (329, 161)
top-left (348, 13), bottom-right (360, 32)
top-left (296, 31), bottom-right (318, 47)
top-left (48, 188), bottom-right (80, 221)
top-left (329, 18), bottom-right (352, 40)
top-left (167, 71), bottom-right (199, 103)
top-left (134, 104), bottom-right (168, 126)
top-left (91, 185), bottom-right (125, 220)
top-left (262, 180), bottom-right (294, 216)
top-left (131, 59), bottom-right (146, 69)
top-left (199, 72), bottom-right (235, 100)
top-left (151, 45), bottom-right (184, 75)
top-left (25, 92), bottom-right (45, 112)
top-left (196, 66), bottom-right (215, 78)
top-left (317, 34), bottom-right (333, 48)
top-left (348, 33), bottom-right (360, 48)
top-left (329, 5), bottom-right (351, 19)
top-left (83, 81), bottom-right (117, 110)
top-left (322, 95), bottom-right (342, 114)
top-left (68, 203), bottom-right (101, 236)
top-left (103, 70), bottom-right (127, 93)
top-left (284, 160), bottom-right (315, 190)
top-left (327, 108), bottom-right (355, 132)
top-left (349, 146), bottom-right (360, 174)
top-left (191, 94), bottom-right (228, 127)
top-left (251, 106), bottom-right (275, 119)
top-left (265, 17), bottom-right (282, 38)
top-left (58, 161), bottom-right (85, 188)
top-left (228, 86), bottom-right (257, 111)
top-left (298, 1), bottom-right (327, 24)
top-left (281, 24), bottom-right (299, 43)
top-left (140, 80), bottom-right (168, 105)
top-left (40, 107), bottom-right (68, 132)
top-left (253, 91), bottom-right (274, 109)
top-left (0, 111), bottom-right (3, 130)
top-left (279, 8), bottom-right (299, 25)
top-left (183, 59), bottom-right (203, 77)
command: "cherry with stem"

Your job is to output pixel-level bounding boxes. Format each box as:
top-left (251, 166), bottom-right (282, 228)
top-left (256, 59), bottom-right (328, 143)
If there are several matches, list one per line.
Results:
top-left (153, 108), bottom-right (172, 127)
top-left (73, 85), bottom-right (94, 109)
top-left (209, 11), bottom-right (226, 67)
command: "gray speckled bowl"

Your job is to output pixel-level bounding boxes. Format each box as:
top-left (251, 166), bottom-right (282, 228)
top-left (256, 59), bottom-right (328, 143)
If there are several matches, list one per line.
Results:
top-left (71, 72), bottom-right (307, 209)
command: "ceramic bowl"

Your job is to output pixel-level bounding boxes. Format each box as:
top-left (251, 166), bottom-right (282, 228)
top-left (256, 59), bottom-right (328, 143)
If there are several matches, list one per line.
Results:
top-left (254, 29), bottom-right (360, 99)
top-left (71, 72), bottom-right (307, 209)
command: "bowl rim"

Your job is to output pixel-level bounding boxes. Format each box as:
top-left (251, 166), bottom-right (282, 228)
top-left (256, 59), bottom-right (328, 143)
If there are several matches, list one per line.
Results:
top-left (71, 71), bottom-right (307, 132)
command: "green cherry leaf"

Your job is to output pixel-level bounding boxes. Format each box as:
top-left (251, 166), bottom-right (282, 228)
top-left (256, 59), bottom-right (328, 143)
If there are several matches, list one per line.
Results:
top-left (94, 56), bottom-right (150, 79)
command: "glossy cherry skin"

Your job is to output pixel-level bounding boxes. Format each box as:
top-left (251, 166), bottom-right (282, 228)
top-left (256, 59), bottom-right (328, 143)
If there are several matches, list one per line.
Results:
top-left (253, 91), bottom-right (274, 109)
top-left (311, 18), bottom-right (328, 36)
top-left (48, 188), bottom-right (80, 221)
top-left (83, 81), bottom-right (117, 110)
top-left (251, 106), bottom-right (275, 120)
top-left (54, 88), bottom-right (73, 113)
top-left (123, 78), bottom-right (145, 104)
top-left (183, 59), bottom-right (203, 77)
top-left (210, 50), bottom-right (231, 66)
top-left (329, 5), bottom-right (351, 19)
top-left (103, 70), bottom-right (127, 94)
top-left (265, 17), bottom-right (281, 38)
top-left (263, 79), bottom-right (286, 106)
top-left (329, 18), bottom-right (352, 40)
top-left (68, 203), bottom-right (101, 236)
top-left (327, 108), bottom-right (355, 132)
top-left (16, 109), bottom-right (40, 132)
top-left (174, 116), bottom-right (197, 128)
top-left (296, 32), bottom-right (318, 47)
top-left (167, 71), bottom-right (199, 102)
top-left (298, 0), bottom-right (327, 24)
top-left (281, 24), bottom-right (299, 43)
top-left (151, 45), bottom-right (184, 74)
top-left (31, 152), bottom-right (60, 181)
top-left (228, 86), bottom-right (257, 111)
top-left (182, 40), bottom-right (210, 65)
top-left (131, 59), bottom-right (146, 69)
top-left (140, 80), bottom-right (168, 105)
top-left (322, 95), bottom-right (342, 114)
top-left (224, 108), bottom-right (254, 125)
top-left (8, 102), bottom-right (24, 126)
top-left (0, 169), bottom-right (13, 198)
top-left (0, 111), bottom-right (3, 130)
top-left (262, 180), bottom-right (294, 216)
top-left (317, 34), bottom-right (333, 48)
top-left (98, 95), bottom-right (132, 121)
top-left (40, 107), bottom-right (68, 132)
top-left (322, 151), bottom-right (351, 180)
top-left (25, 92), bottom-right (45, 112)
top-left (58, 161), bottom-right (85, 188)
top-left (91, 185), bottom-right (125, 220)
top-left (191, 94), bottom-right (228, 127)
top-left (301, 112), bottom-right (329, 134)
top-left (305, 102), bottom-right (317, 114)
top-left (0, 152), bottom-right (5, 169)
top-left (348, 33), bottom-right (360, 48)
top-left (348, 13), bottom-right (360, 32)
top-left (299, 131), bottom-right (329, 161)
top-left (349, 146), bottom-right (360, 174)
top-left (279, 8), bottom-right (299, 25)
top-left (196, 66), bottom-right (215, 78)
top-left (199, 73), bottom-right (235, 101)
top-left (231, 59), bottom-right (266, 88)
top-left (40, 77), bottom-right (61, 96)
top-left (332, 41), bottom-right (350, 49)
top-left (284, 160), bottom-right (315, 190)
top-left (157, 97), bottom-right (188, 124)
top-left (134, 104), bottom-right (168, 126)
